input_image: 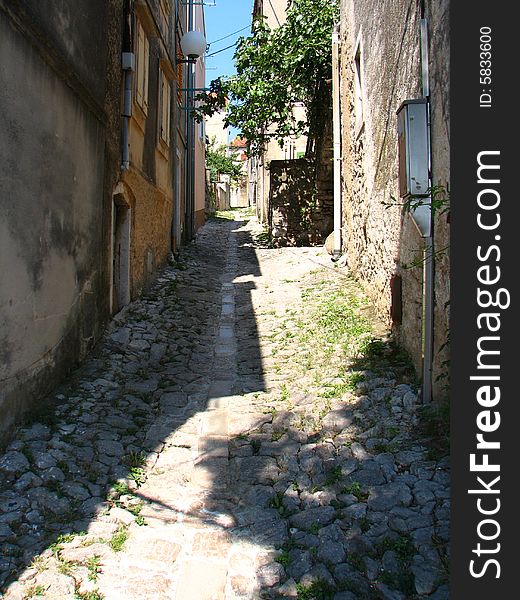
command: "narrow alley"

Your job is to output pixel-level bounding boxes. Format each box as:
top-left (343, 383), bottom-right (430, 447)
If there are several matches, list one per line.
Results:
top-left (0, 212), bottom-right (449, 600)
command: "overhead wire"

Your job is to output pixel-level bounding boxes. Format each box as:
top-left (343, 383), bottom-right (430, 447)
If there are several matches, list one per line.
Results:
top-left (208, 25), bottom-right (250, 46)
top-left (206, 42), bottom-right (237, 57)
top-left (267, 0), bottom-right (281, 26)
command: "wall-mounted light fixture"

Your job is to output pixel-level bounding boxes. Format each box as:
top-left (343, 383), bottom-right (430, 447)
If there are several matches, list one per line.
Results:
top-left (177, 30), bottom-right (207, 63)
top-left (178, 27), bottom-right (207, 241)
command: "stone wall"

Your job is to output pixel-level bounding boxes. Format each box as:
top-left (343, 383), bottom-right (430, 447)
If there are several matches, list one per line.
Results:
top-left (312, 87), bottom-right (335, 242)
top-left (268, 158), bottom-right (333, 247)
top-left (427, 0), bottom-right (450, 399)
top-left (339, 0), bottom-right (450, 399)
top-left (120, 168), bottom-right (174, 298)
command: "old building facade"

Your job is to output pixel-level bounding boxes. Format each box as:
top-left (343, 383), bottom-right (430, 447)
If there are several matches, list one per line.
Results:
top-left (338, 0), bottom-right (450, 398)
top-left (0, 0), bottom-right (122, 438)
top-left (114, 0), bottom-right (177, 311)
top-left (0, 0), bottom-right (206, 440)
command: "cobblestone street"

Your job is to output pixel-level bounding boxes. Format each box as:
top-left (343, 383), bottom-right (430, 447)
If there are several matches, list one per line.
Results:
top-left (0, 212), bottom-right (450, 600)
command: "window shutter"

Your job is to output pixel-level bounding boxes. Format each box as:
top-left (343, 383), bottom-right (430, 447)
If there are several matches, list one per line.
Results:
top-left (143, 34), bottom-right (149, 110)
top-left (136, 24), bottom-right (144, 107)
top-left (160, 72), bottom-right (171, 145)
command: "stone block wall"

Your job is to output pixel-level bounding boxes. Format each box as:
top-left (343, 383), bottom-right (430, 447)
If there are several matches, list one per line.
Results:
top-left (268, 159), bottom-right (333, 247)
top-left (339, 0), bottom-right (450, 399)
top-left (120, 168), bottom-right (173, 298)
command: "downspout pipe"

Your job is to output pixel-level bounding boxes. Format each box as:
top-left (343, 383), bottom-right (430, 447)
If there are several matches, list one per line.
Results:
top-left (171, 3), bottom-right (180, 255)
top-left (121, 0), bottom-right (134, 171)
top-left (185, 0), bottom-right (196, 240)
top-left (331, 24), bottom-right (342, 259)
top-left (420, 15), bottom-right (434, 403)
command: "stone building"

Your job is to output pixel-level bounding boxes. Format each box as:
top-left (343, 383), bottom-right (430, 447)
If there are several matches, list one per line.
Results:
top-left (115, 0), bottom-right (178, 311)
top-left (205, 109), bottom-right (231, 211)
top-left (0, 0), bottom-right (206, 440)
top-left (338, 0), bottom-right (450, 399)
top-left (192, 6), bottom-right (207, 232)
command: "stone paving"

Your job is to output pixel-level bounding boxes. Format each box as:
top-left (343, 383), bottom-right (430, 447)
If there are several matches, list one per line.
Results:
top-left (0, 211), bottom-right (450, 599)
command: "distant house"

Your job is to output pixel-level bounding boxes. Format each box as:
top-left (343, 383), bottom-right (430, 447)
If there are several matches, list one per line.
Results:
top-left (229, 137), bottom-right (249, 209)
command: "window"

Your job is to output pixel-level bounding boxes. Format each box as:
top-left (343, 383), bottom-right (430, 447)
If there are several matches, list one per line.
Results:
top-left (159, 0), bottom-right (170, 42)
top-left (159, 70), bottom-right (171, 146)
top-left (353, 33), bottom-right (364, 136)
top-left (136, 21), bottom-right (149, 113)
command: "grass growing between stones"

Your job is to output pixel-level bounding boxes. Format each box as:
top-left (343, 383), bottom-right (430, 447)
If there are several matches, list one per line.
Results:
top-left (128, 467), bottom-right (146, 488)
top-left (209, 210), bottom-right (237, 222)
top-left (271, 274), bottom-right (380, 397)
top-left (259, 267), bottom-right (419, 448)
top-left (49, 532), bottom-right (86, 555)
top-left (324, 465), bottom-right (342, 487)
top-left (417, 399), bottom-right (450, 460)
top-left (274, 549), bottom-right (291, 568)
top-left (86, 555), bottom-right (102, 582)
top-left (296, 578), bottom-right (335, 600)
top-left (23, 584), bottom-right (46, 598)
top-left (108, 526), bottom-right (128, 552)
top-left (74, 591), bottom-right (104, 600)
top-left (341, 481), bottom-right (368, 502)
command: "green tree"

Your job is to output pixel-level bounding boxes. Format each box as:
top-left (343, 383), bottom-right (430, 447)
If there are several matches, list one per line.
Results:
top-left (196, 0), bottom-right (339, 156)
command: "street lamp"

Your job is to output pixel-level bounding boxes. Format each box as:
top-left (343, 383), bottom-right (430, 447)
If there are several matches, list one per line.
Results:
top-left (177, 29), bottom-right (207, 241)
top-left (179, 30), bottom-right (207, 62)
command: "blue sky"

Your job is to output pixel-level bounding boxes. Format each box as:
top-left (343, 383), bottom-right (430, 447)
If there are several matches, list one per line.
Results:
top-left (203, 0), bottom-right (253, 139)
top-left (204, 0), bottom-right (253, 82)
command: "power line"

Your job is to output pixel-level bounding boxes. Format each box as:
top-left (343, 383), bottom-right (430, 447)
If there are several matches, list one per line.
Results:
top-left (206, 42), bottom-right (237, 57)
top-left (267, 0), bottom-right (281, 26)
top-left (208, 25), bottom-right (250, 46)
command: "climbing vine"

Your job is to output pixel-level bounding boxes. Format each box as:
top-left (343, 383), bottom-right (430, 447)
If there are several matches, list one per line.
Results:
top-left (195, 0), bottom-right (339, 156)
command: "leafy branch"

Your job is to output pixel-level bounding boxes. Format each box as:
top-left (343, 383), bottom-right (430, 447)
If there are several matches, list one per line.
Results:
top-left (383, 184), bottom-right (450, 219)
top-left (194, 0), bottom-right (339, 157)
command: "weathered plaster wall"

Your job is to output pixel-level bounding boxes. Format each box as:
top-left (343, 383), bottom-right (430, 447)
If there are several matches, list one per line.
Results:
top-left (339, 0), bottom-right (450, 396)
top-left (427, 0), bottom-right (450, 398)
top-left (0, 0), bottom-right (122, 439)
top-left (14, 0), bottom-right (109, 107)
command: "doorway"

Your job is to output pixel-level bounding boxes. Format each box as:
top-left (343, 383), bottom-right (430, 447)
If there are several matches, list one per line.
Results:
top-left (112, 195), bottom-right (131, 314)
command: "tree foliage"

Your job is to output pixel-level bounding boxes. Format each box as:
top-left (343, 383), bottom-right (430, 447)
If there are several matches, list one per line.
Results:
top-left (205, 137), bottom-right (244, 184)
top-left (196, 0), bottom-right (339, 156)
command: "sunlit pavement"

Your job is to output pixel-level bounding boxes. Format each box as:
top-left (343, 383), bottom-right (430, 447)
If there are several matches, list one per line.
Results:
top-left (1, 210), bottom-right (449, 599)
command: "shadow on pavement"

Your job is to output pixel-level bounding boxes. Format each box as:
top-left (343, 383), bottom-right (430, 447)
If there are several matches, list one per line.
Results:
top-left (0, 213), bottom-right (449, 600)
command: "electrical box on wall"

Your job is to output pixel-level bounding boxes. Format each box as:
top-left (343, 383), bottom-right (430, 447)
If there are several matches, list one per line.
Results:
top-left (397, 99), bottom-right (431, 237)
top-left (397, 99), bottom-right (429, 198)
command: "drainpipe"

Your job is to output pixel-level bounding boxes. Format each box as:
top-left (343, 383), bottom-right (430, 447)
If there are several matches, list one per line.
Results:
top-left (171, 1), bottom-right (181, 254)
top-left (331, 24), bottom-right (342, 259)
top-left (185, 0), bottom-right (195, 240)
top-left (420, 15), bottom-right (434, 403)
top-left (121, 0), bottom-right (134, 170)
